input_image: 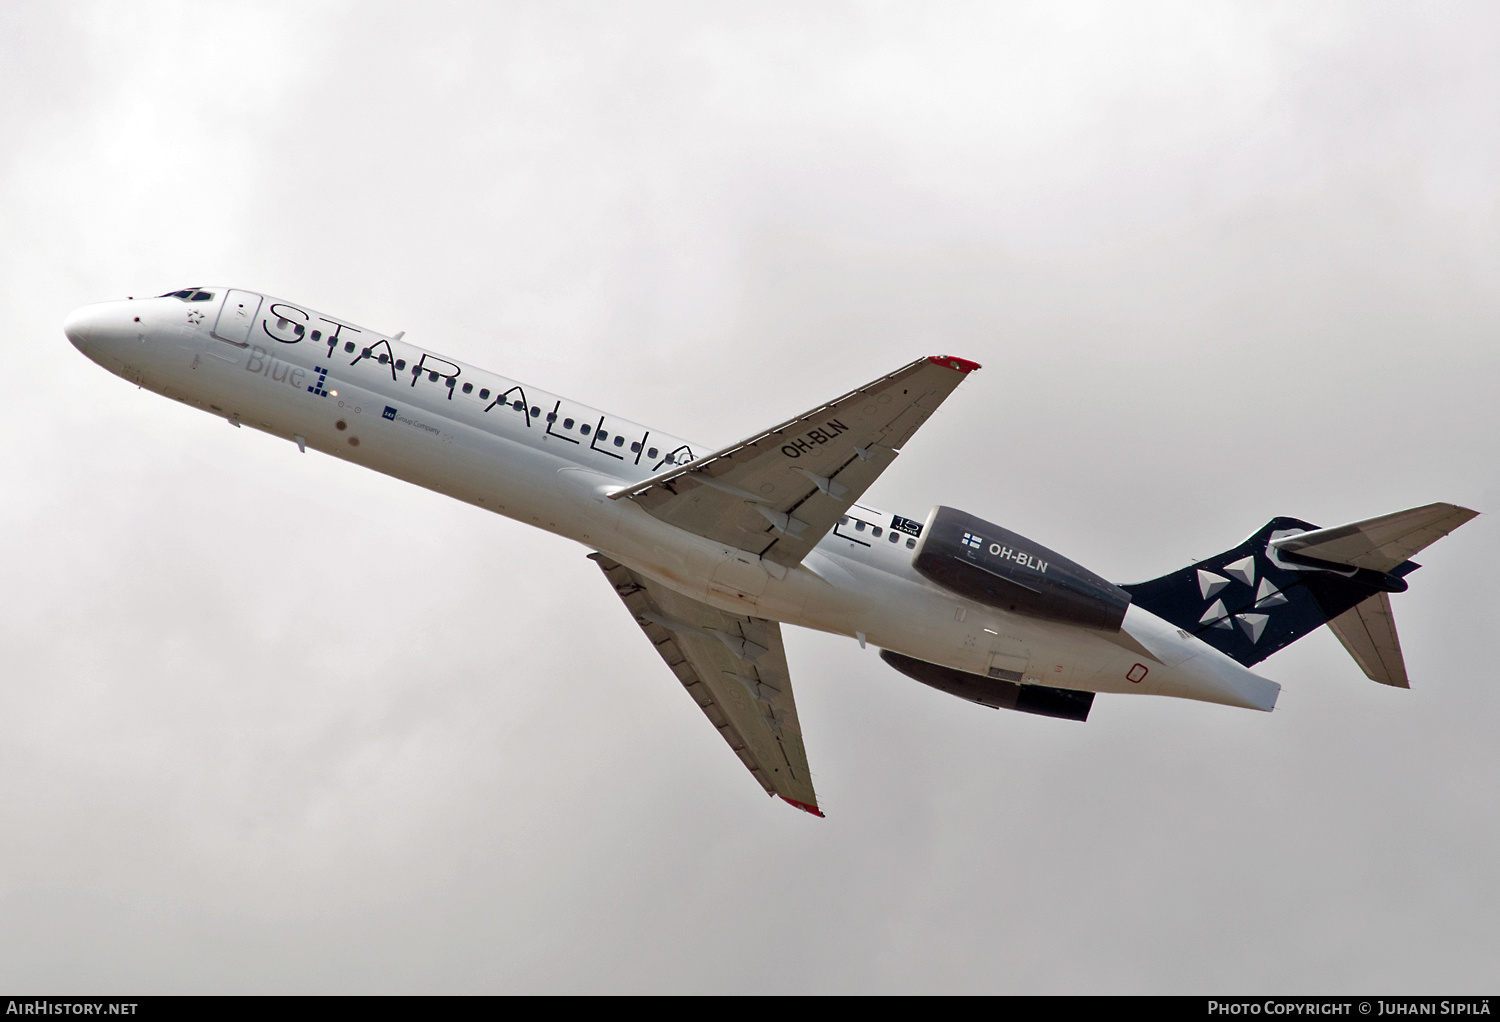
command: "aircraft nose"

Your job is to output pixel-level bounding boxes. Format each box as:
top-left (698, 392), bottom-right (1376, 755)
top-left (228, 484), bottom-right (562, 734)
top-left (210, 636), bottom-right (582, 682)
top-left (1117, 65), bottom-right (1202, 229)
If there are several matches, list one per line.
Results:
top-left (63, 304), bottom-right (99, 351)
top-left (64, 302), bottom-right (135, 354)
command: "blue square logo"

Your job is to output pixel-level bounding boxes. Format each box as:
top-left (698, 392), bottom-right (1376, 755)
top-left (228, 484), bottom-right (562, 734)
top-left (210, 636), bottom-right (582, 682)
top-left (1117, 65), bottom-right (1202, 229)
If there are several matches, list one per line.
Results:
top-left (383, 406), bottom-right (397, 420)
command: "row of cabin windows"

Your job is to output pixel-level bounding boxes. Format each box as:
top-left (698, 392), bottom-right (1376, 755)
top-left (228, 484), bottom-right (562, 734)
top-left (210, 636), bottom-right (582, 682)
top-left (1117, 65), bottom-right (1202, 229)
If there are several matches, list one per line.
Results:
top-left (549, 415), bottom-right (664, 459)
top-left (343, 344), bottom-right (674, 460)
top-left (839, 516), bottom-right (918, 549)
top-left (319, 340), bottom-right (671, 462)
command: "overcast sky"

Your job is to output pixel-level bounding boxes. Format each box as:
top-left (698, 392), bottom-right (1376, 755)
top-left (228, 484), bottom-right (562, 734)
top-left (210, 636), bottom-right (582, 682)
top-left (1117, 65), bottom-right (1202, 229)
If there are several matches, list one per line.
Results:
top-left (2, 1), bottom-right (1497, 993)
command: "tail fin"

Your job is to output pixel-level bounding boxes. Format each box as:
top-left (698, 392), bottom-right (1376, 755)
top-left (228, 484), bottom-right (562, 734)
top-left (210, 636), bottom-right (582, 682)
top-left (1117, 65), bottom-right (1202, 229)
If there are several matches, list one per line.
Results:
top-left (1122, 503), bottom-right (1476, 680)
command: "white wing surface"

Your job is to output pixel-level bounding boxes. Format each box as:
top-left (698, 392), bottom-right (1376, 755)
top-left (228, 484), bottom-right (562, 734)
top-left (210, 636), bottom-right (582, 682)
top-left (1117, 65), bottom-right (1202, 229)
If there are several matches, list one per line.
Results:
top-left (590, 553), bottom-right (823, 815)
top-left (610, 355), bottom-right (979, 569)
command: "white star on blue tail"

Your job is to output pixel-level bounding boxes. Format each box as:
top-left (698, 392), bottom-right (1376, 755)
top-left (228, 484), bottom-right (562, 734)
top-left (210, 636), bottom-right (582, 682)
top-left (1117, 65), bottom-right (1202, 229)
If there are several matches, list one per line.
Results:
top-left (1199, 599), bottom-right (1233, 629)
top-left (1223, 555), bottom-right (1256, 587)
top-left (1255, 578), bottom-right (1288, 608)
top-left (1236, 613), bottom-right (1269, 643)
top-left (1198, 569), bottom-right (1230, 600)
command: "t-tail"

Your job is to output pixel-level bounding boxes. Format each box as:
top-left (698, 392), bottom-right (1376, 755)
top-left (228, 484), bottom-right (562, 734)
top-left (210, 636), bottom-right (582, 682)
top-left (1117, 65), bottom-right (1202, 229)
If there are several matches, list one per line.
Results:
top-left (1121, 503), bottom-right (1477, 687)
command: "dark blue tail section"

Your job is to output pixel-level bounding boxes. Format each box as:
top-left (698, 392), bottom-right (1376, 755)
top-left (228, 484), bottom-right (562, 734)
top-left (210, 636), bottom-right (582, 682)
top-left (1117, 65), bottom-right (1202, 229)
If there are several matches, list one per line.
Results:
top-left (1121, 517), bottom-right (1419, 667)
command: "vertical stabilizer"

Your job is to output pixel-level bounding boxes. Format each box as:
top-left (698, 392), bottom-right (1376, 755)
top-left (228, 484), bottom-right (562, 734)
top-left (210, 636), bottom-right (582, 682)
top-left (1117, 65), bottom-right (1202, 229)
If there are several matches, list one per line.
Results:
top-left (1122, 503), bottom-right (1475, 682)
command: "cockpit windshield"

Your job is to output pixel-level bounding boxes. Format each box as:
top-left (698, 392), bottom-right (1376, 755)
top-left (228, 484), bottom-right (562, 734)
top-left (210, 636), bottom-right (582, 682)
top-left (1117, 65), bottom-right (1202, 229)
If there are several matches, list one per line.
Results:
top-left (159, 288), bottom-right (216, 302)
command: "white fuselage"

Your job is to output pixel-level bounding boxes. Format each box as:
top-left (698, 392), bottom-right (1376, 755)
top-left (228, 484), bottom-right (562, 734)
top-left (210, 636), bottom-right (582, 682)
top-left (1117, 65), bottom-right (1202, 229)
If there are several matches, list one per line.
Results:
top-left (64, 289), bottom-right (1279, 712)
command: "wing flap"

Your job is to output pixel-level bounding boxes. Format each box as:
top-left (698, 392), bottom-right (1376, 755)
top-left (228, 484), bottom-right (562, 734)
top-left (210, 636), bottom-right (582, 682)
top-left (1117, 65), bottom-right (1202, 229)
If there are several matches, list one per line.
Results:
top-left (590, 553), bottom-right (821, 813)
top-left (1327, 592), bottom-right (1409, 688)
top-left (611, 355), bottom-right (978, 568)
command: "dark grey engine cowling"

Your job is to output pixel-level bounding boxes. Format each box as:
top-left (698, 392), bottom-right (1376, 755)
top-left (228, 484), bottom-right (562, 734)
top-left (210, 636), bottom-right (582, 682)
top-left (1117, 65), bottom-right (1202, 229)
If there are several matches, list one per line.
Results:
top-left (912, 506), bottom-right (1131, 631)
top-left (880, 650), bottom-right (1094, 721)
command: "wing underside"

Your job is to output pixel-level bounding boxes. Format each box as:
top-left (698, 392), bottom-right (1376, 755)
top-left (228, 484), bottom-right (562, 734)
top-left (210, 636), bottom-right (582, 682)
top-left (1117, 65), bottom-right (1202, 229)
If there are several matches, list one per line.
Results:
top-left (589, 553), bottom-right (822, 815)
top-left (610, 355), bottom-right (979, 569)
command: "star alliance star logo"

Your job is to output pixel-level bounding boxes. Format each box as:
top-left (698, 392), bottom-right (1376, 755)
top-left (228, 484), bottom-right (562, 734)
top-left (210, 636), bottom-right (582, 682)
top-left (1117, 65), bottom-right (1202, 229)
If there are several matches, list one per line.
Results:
top-left (187, 310), bottom-right (204, 324)
top-left (1196, 555), bottom-right (1286, 643)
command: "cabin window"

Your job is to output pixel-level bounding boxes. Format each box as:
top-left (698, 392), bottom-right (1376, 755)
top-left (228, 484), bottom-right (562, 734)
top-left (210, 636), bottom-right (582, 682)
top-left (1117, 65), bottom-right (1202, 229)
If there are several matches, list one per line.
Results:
top-left (854, 521), bottom-right (866, 531)
top-left (361, 347), bottom-right (371, 357)
top-left (512, 400), bottom-right (524, 411)
top-left (888, 531), bottom-right (899, 543)
top-left (563, 418), bottom-right (574, 429)
top-left (872, 527), bottom-right (882, 538)
top-left (664, 453), bottom-right (675, 464)
top-left (461, 382), bottom-right (473, 394)
top-left (613, 435), bottom-right (625, 447)
top-left (446, 378), bottom-right (456, 388)
top-left (630, 441), bottom-right (640, 453)
top-left (580, 424), bottom-right (591, 435)
top-left (647, 447), bottom-right (658, 459)
top-left (428, 371), bottom-right (440, 382)
top-left (839, 516), bottom-right (849, 525)
top-left (480, 389), bottom-right (490, 399)
top-left (530, 406), bottom-right (540, 417)
top-left (378, 354), bottom-right (388, 364)
top-left (311, 330), bottom-right (322, 341)
top-left (345, 342), bottom-right (356, 353)
top-left (906, 538), bottom-right (916, 549)
top-left (395, 359), bottom-right (406, 370)
top-left (597, 430), bottom-right (608, 441)
top-left (546, 412), bottom-right (557, 423)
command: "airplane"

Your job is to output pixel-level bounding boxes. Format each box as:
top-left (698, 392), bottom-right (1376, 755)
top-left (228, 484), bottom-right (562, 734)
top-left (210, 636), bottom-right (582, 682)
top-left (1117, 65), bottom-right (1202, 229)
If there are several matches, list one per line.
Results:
top-left (63, 287), bottom-right (1478, 816)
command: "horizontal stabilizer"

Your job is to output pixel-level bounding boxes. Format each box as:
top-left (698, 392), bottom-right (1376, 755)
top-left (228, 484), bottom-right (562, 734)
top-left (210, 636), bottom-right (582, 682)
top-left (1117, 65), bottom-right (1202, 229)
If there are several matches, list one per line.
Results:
top-left (1270, 502), bottom-right (1478, 572)
top-left (1327, 592), bottom-right (1409, 688)
top-left (1123, 502), bottom-right (1476, 673)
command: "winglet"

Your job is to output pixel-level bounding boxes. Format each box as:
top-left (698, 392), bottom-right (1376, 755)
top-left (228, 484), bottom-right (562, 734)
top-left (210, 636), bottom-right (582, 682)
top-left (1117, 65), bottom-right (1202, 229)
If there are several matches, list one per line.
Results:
top-left (928, 355), bottom-right (982, 374)
top-left (779, 796), bottom-right (825, 818)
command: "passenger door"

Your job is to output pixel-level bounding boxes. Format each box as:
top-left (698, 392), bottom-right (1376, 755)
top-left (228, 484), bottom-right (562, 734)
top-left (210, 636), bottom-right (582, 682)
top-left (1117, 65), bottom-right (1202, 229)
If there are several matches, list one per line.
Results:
top-left (212, 290), bottom-right (262, 347)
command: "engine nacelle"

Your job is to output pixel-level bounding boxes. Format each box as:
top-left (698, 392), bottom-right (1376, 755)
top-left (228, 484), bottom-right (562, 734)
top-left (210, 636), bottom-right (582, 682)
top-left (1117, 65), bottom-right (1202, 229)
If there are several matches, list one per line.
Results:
top-left (911, 506), bottom-right (1131, 631)
top-left (880, 650), bottom-right (1094, 721)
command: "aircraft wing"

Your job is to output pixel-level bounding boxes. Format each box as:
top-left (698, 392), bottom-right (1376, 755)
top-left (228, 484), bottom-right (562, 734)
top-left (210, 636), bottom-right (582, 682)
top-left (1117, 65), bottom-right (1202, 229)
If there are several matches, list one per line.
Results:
top-left (610, 355), bottom-right (980, 569)
top-left (589, 553), bottom-right (823, 815)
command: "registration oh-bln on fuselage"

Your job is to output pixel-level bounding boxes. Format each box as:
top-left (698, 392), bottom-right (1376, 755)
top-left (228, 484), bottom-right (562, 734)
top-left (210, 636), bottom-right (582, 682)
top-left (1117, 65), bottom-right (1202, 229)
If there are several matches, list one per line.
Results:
top-left (63, 287), bottom-right (1476, 816)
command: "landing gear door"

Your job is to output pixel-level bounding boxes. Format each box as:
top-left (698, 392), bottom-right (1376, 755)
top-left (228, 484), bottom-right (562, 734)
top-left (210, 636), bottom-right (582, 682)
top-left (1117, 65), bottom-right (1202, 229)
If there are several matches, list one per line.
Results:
top-left (212, 290), bottom-right (263, 347)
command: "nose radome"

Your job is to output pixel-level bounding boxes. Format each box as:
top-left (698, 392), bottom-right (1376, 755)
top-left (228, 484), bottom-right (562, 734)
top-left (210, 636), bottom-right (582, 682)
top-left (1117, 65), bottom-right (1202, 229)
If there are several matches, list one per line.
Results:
top-left (63, 304), bottom-right (100, 351)
top-left (64, 301), bottom-right (138, 355)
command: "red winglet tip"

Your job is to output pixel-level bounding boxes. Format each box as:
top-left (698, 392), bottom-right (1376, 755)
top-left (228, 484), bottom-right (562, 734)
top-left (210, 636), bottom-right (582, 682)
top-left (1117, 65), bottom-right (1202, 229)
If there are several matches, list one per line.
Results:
top-left (928, 354), bottom-right (981, 374)
top-left (779, 796), bottom-right (825, 818)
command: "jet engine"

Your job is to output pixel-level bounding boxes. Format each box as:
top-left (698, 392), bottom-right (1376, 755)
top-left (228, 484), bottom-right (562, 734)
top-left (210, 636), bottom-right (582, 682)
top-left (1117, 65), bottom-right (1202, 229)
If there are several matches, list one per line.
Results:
top-left (910, 506), bottom-right (1131, 631)
top-left (880, 649), bottom-right (1094, 721)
